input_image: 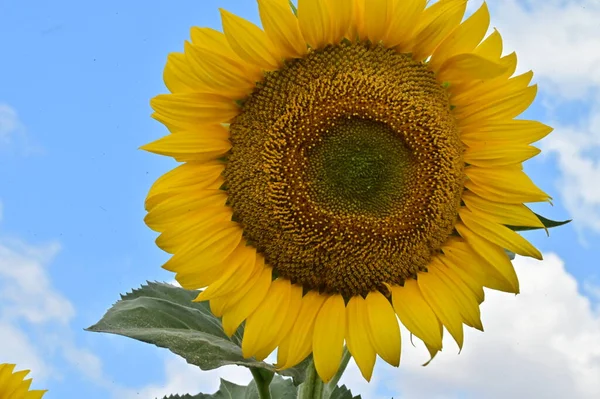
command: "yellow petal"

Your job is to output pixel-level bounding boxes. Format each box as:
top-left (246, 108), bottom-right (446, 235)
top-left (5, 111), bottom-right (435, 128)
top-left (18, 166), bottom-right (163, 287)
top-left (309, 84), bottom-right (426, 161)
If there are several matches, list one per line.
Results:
top-left (437, 53), bottom-right (508, 83)
top-left (410, 0), bottom-right (467, 61)
top-left (145, 190), bottom-right (228, 232)
top-left (10, 377), bottom-right (33, 397)
top-left (2, 369), bottom-right (30, 394)
top-left (428, 257), bottom-right (483, 331)
top-left (222, 267), bottom-right (273, 336)
top-left (455, 222), bottom-right (520, 293)
top-left (210, 256), bottom-right (267, 318)
top-left (193, 244), bottom-right (258, 302)
top-left (277, 291), bottom-right (328, 369)
top-left (458, 85), bottom-right (538, 127)
top-left (384, 0), bottom-right (426, 49)
top-left (438, 255), bottom-right (485, 304)
top-left (25, 390), bottom-right (47, 399)
top-left (364, 0), bottom-right (393, 43)
top-left (242, 278), bottom-right (293, 359)
top-left (417, 260), bottom-right (465, 348)
top-left (442, 236), bottom-right (518, 293)
top-left (163, 52), bottom-right (206, 94)
top-left (155, 207), bottom-right (233, 253)
top-left (145, 161), bottom-right (225, 211)
top-left (345, 296), bottom-right (377, 381)
top-left (328, 0), bottom-right (353, 43)
top-left (190, 27), bottom-right (235, 55)
top-left (391, 280), bottom-right (443, 353)
top-left (258, 0), bottom-right (307, 59)
top-left (313, 294), bottom-right (346, 383)
top-left (220, 9), bottom-right (281, 70)
top-left (459, 208), bottom-right (543, 260)
top-left (464, 142), bottom-right (541, 167)
top-left (254, 283), bottom-right (303, 360)
top-left (465, 165), bottom-right (551, 204)
top-left (448, 51), bottom-right (517, 96)
top-left (190, 29), bottom-right (263, 82)
top-left (183, 42), bottom-right (258, 99)
top-left (0, 364), bottom-right (17, 384)
top-left (189, 27), bottom-right (262, 79)
top-left (474, 28), bottom-right (503, 61)
top-left (298, 0), bottom-right (330, 49)
top-left (462, 190), bottom-right (545, 228)
top-left (151, 93), bottom-right (239, 129)
top-left (461, 119), bottom-right (553, 145)
top-left (141, 133), bottom-right (231, 163)
top-left (350, 0), bottom-right (367, 41)
top-left (453, 71), bottom-right (534, 110)
top-left (429, 2), bottom-right (490, 71)
top-left (365, 291), bottom-right (401, 367)
top-left (164, 223), bottom-right (243, 286)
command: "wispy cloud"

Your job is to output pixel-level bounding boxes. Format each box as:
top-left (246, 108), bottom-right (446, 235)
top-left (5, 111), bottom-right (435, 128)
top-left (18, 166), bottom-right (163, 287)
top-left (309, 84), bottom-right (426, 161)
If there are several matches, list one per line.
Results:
top-left (0, 102), bottom-right (43, 155)
top-left (0, 103), bottom-right (20, 144)
top-left (0, 235), bottom-right (114, 390)
top-left (117, 356), bottom-right (253, 399)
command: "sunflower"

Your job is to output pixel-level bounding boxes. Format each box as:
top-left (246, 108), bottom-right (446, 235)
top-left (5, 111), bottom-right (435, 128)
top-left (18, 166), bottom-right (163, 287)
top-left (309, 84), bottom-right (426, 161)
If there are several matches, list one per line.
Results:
top-left (143, 0), bottom-right (552, 382)
top-left (0, 364), bottom-right (46, 399)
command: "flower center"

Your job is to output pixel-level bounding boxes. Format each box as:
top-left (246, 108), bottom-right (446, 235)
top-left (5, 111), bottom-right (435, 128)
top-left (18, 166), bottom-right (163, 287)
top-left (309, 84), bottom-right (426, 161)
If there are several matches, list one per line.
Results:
top-left (225, 41), bottom-right (464, 297)
top-left (306, 118), bottom-right (412, 217)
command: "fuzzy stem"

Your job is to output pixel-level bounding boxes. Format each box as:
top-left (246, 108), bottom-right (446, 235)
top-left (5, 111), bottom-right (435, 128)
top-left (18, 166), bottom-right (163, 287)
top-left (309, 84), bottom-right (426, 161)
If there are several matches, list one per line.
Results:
top-left (250, 368), bottom-right (273, 399)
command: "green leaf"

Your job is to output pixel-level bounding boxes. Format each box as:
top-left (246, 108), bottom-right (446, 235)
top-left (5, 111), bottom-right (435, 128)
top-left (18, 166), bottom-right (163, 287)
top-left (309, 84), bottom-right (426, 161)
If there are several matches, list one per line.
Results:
top-left (328, 385), bottom-right (361, 399)
top-left (506, 213), bottom-right (571, 232)
top-left (88, 282), bottom-right (270, 375)
top-left (88, 282), bottom-right (309, 384)
top-left (159, 376), bottom-right (297, 399)
top-left (263, 375), bottom-right (297, 399)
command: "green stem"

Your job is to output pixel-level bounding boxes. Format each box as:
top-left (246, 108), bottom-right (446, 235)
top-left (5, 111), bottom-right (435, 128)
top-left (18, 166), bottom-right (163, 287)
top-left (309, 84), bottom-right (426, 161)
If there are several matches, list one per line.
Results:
top-left (299, 347), bottom-right (351, 399)
top-left (323, 347), bottom-right (351, 399)
top-left (297, 358), bottom-right (324, 399)
top-left (250, 368), bottom-right (273, 399)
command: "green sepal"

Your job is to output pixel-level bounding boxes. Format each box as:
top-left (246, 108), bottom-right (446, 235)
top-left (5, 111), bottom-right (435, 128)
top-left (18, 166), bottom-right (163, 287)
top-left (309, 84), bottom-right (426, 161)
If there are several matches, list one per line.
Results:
top-left (289, 0), bottom-right (298, 16)
top-left (506, 212), bottom-right (571, 232)
top-left (87, 282), bottom-right (309, 385)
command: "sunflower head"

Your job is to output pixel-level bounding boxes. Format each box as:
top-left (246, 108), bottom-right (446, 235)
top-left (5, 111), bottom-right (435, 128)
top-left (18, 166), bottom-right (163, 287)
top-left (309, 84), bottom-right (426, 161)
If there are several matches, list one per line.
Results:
top-left (0, 364), bottom-right (46, 399)
top-left (144, 0), bottom-right (553, 383)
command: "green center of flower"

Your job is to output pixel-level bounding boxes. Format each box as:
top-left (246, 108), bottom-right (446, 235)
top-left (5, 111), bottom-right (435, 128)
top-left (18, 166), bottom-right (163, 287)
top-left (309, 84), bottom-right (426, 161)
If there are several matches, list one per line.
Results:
top-left (225, 41), bottom-right (464, 297)
top-left (306, 118), bottom-right (412, 217)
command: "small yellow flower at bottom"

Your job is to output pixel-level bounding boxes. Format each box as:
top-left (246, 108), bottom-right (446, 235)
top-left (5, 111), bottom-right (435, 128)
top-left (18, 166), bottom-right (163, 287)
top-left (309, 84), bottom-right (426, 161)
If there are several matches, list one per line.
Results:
top-left (0, 364), bottom-right (47, 399)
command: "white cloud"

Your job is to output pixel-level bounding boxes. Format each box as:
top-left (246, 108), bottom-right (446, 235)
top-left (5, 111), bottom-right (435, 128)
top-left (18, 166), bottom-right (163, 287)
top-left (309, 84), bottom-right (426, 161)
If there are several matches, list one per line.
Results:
top-left (489, 0), bottom-right (600, 98)
top-left (542, 110), bottom-right (600, 234)
top-left (0, 236), bottom-right (112, 389)
top-left (0, 102), bottom-right (42, 155)
top-left (0, 240), bottom-right (74, 324)
top-left (0, 103), bottom-right (20, 143)
top-left (0, 321), bottom-right (52, 382)
top-left (118, 356), bottom-right (253, 399)
top-left (340, 254), bottom-right (600, 399)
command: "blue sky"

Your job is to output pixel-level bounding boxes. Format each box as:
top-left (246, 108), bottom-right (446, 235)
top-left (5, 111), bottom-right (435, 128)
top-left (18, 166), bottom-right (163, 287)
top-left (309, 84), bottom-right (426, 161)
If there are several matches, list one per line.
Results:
top-left (0, 0), bottom-right (599, 398)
